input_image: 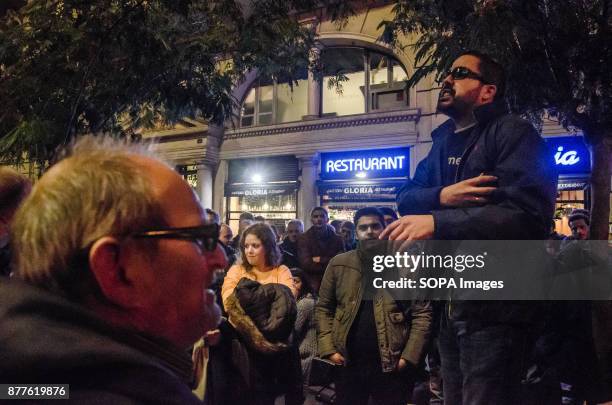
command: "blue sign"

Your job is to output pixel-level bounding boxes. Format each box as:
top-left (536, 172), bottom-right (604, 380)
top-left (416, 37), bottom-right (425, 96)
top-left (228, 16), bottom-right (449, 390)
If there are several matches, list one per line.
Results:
top-left (546, 136), bottom-right (590, 175)
top-left (321, 147), bottom-right (410, 180)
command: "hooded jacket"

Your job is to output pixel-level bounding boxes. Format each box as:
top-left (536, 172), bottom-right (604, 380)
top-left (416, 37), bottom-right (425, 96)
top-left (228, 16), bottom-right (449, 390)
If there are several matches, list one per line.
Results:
top-left (0, 278), bottom-right (199, 404)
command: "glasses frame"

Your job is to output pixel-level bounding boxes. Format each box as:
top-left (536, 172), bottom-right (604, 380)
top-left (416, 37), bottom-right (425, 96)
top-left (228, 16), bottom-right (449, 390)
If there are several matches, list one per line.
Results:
top-left (446, 66), bottom-right (489, 83)
top-left (130, 223), bottom-right (220, 252)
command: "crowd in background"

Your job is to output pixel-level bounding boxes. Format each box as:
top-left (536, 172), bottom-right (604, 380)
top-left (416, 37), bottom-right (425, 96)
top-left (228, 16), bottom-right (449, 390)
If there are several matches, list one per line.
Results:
top-left (192, 203), bottom-right (595, 405)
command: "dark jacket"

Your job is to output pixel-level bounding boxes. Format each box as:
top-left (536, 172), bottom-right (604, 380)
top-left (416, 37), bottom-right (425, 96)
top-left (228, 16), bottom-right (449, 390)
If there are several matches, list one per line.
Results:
top-left (215, 278), bottom-right (302, 404)
top-left (315, 249), bottom-right (432, 372)
top-left (0, 278), bottom-right (200, 404)
top-left (279, 238), bottom-right (300, 269)
top-left (297, 225), bottom-right (344, 276)
top-left (396, 102), bottom-right (557, 324)
top-left (397, 101), bottom-right (557, 240)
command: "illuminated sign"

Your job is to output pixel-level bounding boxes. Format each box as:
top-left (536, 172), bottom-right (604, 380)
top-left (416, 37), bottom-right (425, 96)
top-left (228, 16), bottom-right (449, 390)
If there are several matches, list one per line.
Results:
top-left (321, 147), bottom-right (410, 180)
top-left (546, 136), bottom-right (590, 174)
top-left (319, 182), bottom-right (402, 202)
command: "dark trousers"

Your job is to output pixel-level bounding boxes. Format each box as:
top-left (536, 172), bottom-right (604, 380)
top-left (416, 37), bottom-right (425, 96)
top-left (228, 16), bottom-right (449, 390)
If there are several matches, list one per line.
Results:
top-left (334, 362), bottom-right (413, 405)
top-left (438, 314), bottom-right (527, 405)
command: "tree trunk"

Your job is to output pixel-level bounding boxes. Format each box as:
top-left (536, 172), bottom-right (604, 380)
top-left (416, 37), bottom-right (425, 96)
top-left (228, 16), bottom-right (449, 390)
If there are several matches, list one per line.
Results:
top-left (588, 131), bottom-right (611, 240)
top-left (587, 129), bottom-right (612, 401)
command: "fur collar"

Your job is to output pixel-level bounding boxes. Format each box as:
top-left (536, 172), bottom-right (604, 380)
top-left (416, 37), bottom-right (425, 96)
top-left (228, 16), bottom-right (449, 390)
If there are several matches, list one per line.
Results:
top-left (225, 293), bottom-right (289, 354)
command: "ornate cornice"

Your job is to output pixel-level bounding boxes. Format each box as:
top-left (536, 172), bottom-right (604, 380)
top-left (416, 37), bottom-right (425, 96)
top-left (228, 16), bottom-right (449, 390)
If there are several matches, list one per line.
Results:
top-left (225, 110), bottom-right (420, 140)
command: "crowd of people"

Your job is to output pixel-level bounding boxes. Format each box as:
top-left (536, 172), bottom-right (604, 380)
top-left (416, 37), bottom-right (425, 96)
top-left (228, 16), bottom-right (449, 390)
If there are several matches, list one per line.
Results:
top-left (0, 49), bottom-right (608, 405)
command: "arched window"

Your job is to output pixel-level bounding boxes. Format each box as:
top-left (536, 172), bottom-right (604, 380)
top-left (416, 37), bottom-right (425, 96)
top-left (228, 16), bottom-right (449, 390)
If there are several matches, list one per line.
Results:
top-left (238, 47), bottom-right (408, 127)
top-left (322, 47), bottom-right (408, 116)
top-left (239, 69), bottom-right (308, 128)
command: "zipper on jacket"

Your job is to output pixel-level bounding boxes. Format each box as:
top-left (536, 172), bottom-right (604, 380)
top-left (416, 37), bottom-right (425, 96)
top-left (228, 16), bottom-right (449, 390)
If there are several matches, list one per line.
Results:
top-left (449, 124), bottom-right (482, 321)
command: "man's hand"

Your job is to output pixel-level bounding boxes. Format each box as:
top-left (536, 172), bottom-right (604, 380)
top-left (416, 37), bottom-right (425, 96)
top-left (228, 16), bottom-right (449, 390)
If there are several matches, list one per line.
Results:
top-left (204, 329), bottom-right (221, 346)
top-left (328, 352), bottom-right (345, 365)
top-left (379, 215), bottom-right (434, 241)
top-left (312, 256), bottom-right (321, 263)
top-left (396, 358), bottom-right (407, 372)
top-left (439, 174), bottom-right (497, 207)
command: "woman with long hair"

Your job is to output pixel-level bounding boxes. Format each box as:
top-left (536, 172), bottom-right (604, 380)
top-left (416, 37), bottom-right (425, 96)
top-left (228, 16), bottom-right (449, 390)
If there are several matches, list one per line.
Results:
top-left (221, 223), bottom-right (296, 304)
top-left (214, 223), bottom-right (301, 405)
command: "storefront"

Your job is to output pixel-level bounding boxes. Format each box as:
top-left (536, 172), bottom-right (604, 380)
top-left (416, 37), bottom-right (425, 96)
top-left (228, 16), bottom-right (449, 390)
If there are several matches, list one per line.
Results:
top-left (546, 136), bottom-right (591, 235)
top-left (317, 147), bottom-right (410, 221)
top-left (176, 164), bottom-right (198, 189)
top-left (225, 156), bottom-right (299, 232)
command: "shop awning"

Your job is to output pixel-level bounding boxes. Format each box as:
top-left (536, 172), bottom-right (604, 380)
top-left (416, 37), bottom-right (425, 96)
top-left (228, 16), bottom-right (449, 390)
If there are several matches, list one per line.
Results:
top-left (317, 179), bottom-right (406, 202)
top-left (225, 182), bottom-right (299, 197)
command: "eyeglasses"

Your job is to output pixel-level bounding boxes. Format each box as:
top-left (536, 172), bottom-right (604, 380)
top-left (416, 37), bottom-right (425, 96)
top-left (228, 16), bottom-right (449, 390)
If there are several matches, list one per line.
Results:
top-left (130, 223), bottom-right (220, 252)
top-left (445, 66), bottom-right (488, 83)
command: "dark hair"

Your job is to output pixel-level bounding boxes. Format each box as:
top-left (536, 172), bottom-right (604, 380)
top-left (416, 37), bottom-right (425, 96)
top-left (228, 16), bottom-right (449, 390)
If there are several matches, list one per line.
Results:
top-left (205, 208), bottom-right (220, 225)
top-left (239, 223), bottom-right (281, 271)
top-left (310, 206), bottom-right (329, 219)
top-left (239, 212), bottom-right (255, 221)
top-left (378, 206), bottom-right (398, 221)
top-left (254, 215), bottom-right (266, 222)
top-left (330, 219), bottom-right (343, 230)
top-left (340, 221), bottom-right (355, 231)
top-left (568, 209), bottom-right (590, 226)
top-left (290, 268), bottom-right (314, 299)
top-left (459, 50), bottom-right (506, 100)
top-left (353, 207), bottom-right (385, 228)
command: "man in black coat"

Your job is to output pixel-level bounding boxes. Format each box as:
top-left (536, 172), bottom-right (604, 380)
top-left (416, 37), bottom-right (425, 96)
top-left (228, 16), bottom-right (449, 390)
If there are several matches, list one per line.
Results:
top-left (280, 219), bottom-right (303, 268)
top-left (382, 51), bottom-right (557, 405)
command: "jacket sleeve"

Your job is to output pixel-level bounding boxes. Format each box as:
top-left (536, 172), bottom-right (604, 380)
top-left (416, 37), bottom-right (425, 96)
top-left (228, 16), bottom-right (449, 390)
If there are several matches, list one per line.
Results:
top-left (315, 261), bottom-right (338, 358)
top-left (298, 234), bottom-right (325, 274)
top-left (396, 147), bottom-right (444, 215)
top-left (433, 119), bottom-right (557, 240)
top-left (401, 300), bottom-right (432, 366)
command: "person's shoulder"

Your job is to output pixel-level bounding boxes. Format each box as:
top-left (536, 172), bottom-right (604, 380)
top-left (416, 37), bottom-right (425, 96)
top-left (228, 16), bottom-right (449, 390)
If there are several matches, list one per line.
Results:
top-left (227, 264), bottom-right (246, 276)
top-left (432, 119), bottom-right (455, 140)
top-left (328, 250), bottom-right (359, 268)
top-left (493, 113), bottom-right (537, 135)
top-left (276, 264), bottom-right (291, 275)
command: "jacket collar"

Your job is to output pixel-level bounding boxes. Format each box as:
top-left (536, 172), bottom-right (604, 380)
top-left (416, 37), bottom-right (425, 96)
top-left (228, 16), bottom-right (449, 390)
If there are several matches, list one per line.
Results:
top-left (434, 100), bottom-right (508, 138)
top-left (474, 100), bottom-right (508, 126)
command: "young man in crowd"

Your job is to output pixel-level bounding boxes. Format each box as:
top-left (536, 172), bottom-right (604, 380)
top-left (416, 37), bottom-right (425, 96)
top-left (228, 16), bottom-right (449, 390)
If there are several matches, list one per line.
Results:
top-left (568, 208), bottom-right (590, 241)
top-left (0, 136), bottom-right (227, 403)
top-left (339, 221), bottom-right (357, 251)
top-left (231, 211), bottom-right (254, 249)
top-left (382, 51), bottom-right (557, 404)
top-left (280, 219), bottom-right (304, 268)
top-left (297, 207), bottom-right (344, 293)
top-left (316, 207), bottom-right (432, 405)
top-left (378, 206), bottom-right (398, 227)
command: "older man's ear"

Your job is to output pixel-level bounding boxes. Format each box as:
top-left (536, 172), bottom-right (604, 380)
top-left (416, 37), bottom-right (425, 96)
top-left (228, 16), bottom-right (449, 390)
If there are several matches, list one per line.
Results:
top-left (89, 237), bottom-right (137, 309)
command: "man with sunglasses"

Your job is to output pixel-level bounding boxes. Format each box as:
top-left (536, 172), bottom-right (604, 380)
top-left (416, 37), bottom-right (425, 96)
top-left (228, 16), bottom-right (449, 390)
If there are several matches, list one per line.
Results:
top-left (382, 51), bottom-right (557, 404)
top-left (0, 136), bottom-right (227, 403)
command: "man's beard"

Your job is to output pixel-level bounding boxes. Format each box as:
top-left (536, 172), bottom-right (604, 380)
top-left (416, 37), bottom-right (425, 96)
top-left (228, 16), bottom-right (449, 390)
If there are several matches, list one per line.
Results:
top-left (436, 86), bottom-right (477, 120)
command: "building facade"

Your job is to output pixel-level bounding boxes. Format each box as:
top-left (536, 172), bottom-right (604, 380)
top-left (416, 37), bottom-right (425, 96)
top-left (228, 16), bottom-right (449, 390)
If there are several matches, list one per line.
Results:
top-left (143, 3), bottom-right (609, 237)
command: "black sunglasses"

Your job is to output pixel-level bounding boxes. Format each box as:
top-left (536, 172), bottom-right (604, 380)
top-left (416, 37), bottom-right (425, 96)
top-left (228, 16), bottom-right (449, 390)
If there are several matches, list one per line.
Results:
top-left (446, 66), bottom-right (488, 83)
top-left (130, 223), bottom-right (220, 252)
